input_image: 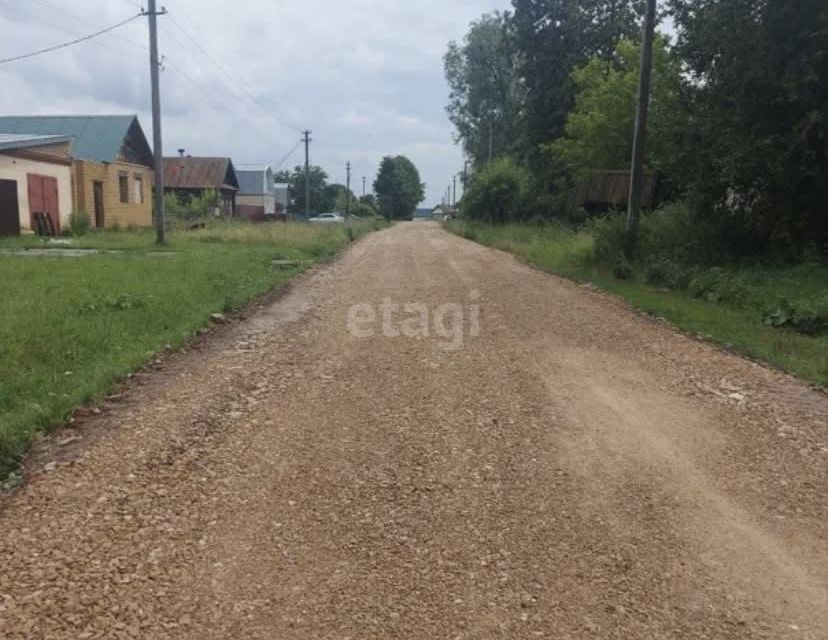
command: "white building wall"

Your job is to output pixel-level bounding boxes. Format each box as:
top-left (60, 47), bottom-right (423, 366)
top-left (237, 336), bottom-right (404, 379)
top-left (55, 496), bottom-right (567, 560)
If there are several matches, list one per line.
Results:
top-left (0, 153), bottom-right (73, 231)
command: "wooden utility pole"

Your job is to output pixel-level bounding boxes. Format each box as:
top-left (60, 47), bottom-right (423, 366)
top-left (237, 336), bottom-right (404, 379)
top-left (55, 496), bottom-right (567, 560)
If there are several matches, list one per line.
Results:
top-left (362, 176), bottom-right (366, 197)
top-left (302, 130), bottom-right (312, 218)
top-left (452, 174), bottom-right (457, 208)
top-left (345, 161), bottom-right (351, 220)
top-left (625, 0), bottom-right (657, 259)
top-left (145, 0), bottom-right (167, 244)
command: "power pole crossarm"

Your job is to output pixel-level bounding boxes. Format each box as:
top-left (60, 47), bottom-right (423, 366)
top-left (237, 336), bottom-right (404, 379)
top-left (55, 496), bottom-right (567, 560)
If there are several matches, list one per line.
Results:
top-left (145, 0), bottom-right (167, 244)
top-left (625, 0), bottom-right (657, 259)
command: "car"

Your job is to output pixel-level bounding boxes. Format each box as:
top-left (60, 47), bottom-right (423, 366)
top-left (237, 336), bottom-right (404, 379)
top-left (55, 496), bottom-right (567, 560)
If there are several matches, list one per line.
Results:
top-left (308, 213), bottom-right (345, 223)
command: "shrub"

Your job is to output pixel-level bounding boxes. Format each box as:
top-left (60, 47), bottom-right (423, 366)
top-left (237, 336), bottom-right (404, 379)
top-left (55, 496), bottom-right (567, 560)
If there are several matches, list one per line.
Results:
top-left (763, 297), bottom-right (828, 336)
top-left (68, 210), bottom-right (91, 236)
top-left (461, 158), bottom-right (528, 224)
top-left (588, 213), bottom-right (628, 266)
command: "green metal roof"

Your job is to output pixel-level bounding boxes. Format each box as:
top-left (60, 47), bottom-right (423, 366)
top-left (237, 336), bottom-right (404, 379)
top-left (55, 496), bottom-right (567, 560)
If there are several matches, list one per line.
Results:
top-left (0, 115), bottom-right (144, 163)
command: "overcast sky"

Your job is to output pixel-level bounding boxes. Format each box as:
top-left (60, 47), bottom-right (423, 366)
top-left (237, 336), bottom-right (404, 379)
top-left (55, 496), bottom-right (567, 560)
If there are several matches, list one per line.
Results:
top-left (0, 0), bottom-right (512, 205)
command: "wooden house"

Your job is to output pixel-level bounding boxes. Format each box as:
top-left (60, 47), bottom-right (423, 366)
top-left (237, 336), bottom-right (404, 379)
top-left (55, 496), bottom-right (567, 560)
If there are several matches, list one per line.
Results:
top-left (163, 155), bottom-right (239, 216)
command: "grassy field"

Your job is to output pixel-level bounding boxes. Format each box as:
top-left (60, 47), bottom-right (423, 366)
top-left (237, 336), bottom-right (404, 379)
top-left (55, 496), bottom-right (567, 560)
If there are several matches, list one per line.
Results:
top-left (0, 219), bottom-right (384, 479)
top-left (446, 220), bottom-right (828, 386)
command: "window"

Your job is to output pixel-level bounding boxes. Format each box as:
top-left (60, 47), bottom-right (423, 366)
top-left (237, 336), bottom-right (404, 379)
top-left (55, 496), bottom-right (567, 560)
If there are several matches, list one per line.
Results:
top-left (118, 173), bottom-right (129, 204)
top-left (134, 174), bottom-right (143, 204)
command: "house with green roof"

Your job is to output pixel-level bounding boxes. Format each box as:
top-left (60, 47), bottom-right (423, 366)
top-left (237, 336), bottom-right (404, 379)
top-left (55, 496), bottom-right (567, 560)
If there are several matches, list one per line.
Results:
top-left (0, 115), bottom-right (155, 229)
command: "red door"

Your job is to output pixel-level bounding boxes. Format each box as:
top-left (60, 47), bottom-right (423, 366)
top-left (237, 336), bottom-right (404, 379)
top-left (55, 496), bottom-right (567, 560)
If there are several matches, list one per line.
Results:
top-left (27, 174), bottom-right (61, 234)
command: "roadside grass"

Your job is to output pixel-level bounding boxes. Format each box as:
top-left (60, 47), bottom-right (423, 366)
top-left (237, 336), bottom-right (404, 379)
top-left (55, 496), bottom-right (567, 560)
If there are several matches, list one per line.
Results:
top-left (446, 220), bottom-right (828, 386)
top-left (0, 219), bottom-right (384, 478)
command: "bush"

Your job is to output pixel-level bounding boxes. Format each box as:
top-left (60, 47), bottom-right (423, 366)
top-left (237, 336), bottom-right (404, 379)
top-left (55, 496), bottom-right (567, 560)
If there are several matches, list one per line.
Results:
top-left (763, 297), bottom-right (828, 336)
top-left (588, 213), bottom-right (628, 266)
top-left (461, 158), bottom-right (528, 224)
top-left (68, 210), bottom-right (91, 236)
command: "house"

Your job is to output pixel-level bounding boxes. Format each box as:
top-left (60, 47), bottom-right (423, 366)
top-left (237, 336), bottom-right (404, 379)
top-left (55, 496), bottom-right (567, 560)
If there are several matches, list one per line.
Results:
top-left (0, 133), bottom-right (74, 236)
top-left (0, 115), bottom-right (155, 229)
top-left (431, 205), bottom-right (454, 221)
top-left (163, 155), bottom-right (239, 216)
top-left (236, 165), bottom-right (275, 220)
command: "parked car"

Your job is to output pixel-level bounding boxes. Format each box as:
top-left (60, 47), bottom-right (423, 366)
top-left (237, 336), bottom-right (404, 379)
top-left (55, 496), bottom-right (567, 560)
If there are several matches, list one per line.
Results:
top-left (308, 213), bottom-right (345, 223)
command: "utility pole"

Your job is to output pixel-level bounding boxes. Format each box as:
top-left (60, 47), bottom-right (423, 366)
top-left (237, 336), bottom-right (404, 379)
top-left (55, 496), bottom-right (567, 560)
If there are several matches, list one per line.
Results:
top-left (345, 161), bottom-right (351, 220)
top-left (145, 0), bottom-right (167, 244)
top-left (302, 130), bottom-right (312, 218)
top-left (362, 176), bottom-right (366, 197)
top-left (463, 160), bottom-right (468, 193)
top-left (625, 0), bottom-right (657, 259)
top-left (452, 174), bottom-right (457, 208)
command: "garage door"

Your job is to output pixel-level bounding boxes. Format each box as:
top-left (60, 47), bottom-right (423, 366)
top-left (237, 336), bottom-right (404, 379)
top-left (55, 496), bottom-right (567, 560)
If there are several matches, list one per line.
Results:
top-left (27, 173), bottom-right (61, 235)
top-left (0, 179), bottom-right (20, 236)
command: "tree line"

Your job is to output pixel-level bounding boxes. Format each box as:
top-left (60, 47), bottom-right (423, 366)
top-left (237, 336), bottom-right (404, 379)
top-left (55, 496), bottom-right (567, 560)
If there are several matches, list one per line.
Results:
top-left (275, 155), bottom-right (424, 221)
top-left (445, 0), bottom-right (827, 261)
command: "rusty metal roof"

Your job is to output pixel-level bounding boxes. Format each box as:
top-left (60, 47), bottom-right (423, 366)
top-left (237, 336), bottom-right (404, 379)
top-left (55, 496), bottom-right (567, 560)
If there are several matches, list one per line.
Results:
top-left (162, 156), bottom-right (239, 191)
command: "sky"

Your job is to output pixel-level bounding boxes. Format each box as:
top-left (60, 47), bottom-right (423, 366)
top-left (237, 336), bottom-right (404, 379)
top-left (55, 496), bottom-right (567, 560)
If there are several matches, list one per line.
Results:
top-left (0, 0), bottom-right (511, 206)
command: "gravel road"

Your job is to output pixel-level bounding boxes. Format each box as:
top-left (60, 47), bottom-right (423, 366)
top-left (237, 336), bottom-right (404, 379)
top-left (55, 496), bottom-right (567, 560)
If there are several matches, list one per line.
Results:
top-left (1, 221), bottom-right (826, 639)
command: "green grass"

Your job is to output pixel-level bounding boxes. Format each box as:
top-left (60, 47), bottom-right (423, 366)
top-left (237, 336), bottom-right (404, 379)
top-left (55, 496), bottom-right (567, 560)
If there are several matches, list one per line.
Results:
top-left (446, 220), bottom-right (828, 386)
top-left (0, 219), bottom-right (385, 477)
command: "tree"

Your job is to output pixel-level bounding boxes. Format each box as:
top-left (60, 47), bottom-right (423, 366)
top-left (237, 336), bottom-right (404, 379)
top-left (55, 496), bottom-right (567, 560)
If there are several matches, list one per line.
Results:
top-left (546, 37), bottom-right (683, 178)
top-left (461, 157), bottom-right (529, 223)
top-left (510, 0), bottom-right (641, 167)
top-left (668, 0), bottom-right (828, 257)
top-left (373, 156), bottom-right (425, 220)
top-left (276, 166), bottom-right (331, 215)
top-left (444, 12), bottom-right (525, 167)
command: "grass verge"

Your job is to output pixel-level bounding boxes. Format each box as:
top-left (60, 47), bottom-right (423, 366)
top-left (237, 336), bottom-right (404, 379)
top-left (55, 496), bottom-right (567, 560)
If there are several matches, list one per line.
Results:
top-left (0, 219), bottom-right (385, 479)
top-left (446, 220), bottom-right (828, 386)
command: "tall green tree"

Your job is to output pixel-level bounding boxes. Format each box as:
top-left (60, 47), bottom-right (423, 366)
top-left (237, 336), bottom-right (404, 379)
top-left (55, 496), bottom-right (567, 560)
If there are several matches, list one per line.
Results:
top-left (669, 0), bottom-right (828, 256)
top-left (444, 12), bottom-right (525, 168)
top-left (546, 37), bottom-right (683, 178)
top-left (510, 0), bottom-right (641, 166)
top-left (373, 156), bottom-right (426, 220)
top-left (275, 166), bottom-right (333, 215)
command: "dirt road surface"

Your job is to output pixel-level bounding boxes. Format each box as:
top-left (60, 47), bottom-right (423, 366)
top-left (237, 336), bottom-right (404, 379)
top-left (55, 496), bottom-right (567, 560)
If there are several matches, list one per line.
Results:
top-left (1, 222), bottom-right (826, 639)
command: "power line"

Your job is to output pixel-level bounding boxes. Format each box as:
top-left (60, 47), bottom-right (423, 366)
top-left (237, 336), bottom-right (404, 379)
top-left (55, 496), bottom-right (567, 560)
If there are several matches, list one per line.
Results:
top-left (25, 0), bottom-right (148, 52)
top-left (165, 5), bottom-right (299, 132)
top-left (274, 141), bottom-right (302, 171)
top-left (0, 13), bottom-right (142, 64)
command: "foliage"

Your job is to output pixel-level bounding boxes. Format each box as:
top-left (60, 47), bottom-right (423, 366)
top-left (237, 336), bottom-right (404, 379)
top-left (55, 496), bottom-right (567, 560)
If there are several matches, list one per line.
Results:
top-left (444, 11), bottom-right (525, 167)
top-left (275, 166), bottom-right (337, 215)
top-left (68, 210), bottom-right (91, 237)
top-left (510, 0), bottom-right (641, 168)
top-left (546, 37), bottom-right (684, 178)
top-left (164, 189), bottom-right (221, 221)
top-left (373, 156), bottom-right (425, 220)
top-left (667, 0), bottom-right (828, 258)
top-left (0, 220), bottom-right (384, 475)
top-left (461, 158), bottom-right (529, 224)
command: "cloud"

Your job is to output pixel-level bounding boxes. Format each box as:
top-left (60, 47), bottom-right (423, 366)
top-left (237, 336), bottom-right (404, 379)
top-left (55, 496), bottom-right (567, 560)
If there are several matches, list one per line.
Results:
top-left (0, 0), bottom-right (511, 204)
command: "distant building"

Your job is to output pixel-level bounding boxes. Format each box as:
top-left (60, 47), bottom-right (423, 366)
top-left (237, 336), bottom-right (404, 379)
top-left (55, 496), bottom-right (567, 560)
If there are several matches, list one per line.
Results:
top-left (0, 115), bottom-right (155, 230)
top-left (0, 133), bottom-right (74, 236)
top-left (163, 155), bottom-right (239, 216)
top-left (236, 166), bottom-right (275, 220)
